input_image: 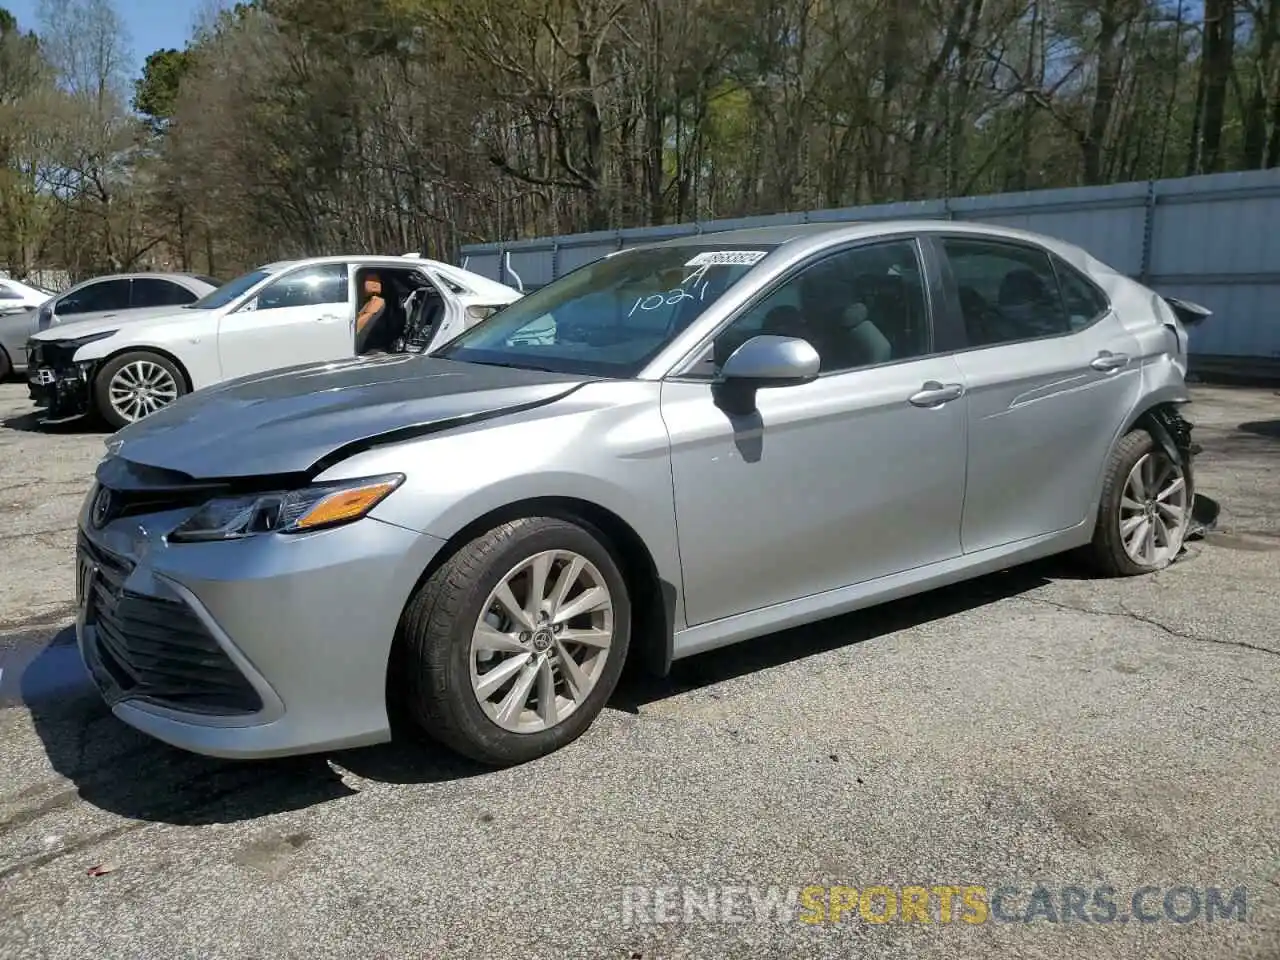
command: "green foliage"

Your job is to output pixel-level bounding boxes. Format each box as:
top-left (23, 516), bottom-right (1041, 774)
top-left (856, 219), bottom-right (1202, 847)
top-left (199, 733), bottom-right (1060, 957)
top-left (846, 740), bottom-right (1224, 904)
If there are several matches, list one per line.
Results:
top-left (1, 0), bottom-right (1278, 275)
top-left (133, 48), bottom-right (194, 128)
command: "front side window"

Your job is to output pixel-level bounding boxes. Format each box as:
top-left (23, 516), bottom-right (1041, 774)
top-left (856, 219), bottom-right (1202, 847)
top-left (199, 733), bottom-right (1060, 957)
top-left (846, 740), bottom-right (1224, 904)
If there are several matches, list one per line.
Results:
top-left (697, 239), bottom-right (932, 376)
top-left (256, 264), bottom-right (350, 310)
top-left (57, 279), bottom-right (131, 315)
top-left (942, 238), bottom-right (1070, 347)
top-left (435, 245), bottom-right (776, 377)
top-left (131, 278), bottom-right (199, 307)
top-left (0, 283), bottom-right (21, 301)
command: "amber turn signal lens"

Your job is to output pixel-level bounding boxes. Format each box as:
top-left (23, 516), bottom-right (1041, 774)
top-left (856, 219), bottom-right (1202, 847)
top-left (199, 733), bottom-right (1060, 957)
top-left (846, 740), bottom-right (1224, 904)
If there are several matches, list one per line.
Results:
top-left (293, 478), bottom-right (402, 530)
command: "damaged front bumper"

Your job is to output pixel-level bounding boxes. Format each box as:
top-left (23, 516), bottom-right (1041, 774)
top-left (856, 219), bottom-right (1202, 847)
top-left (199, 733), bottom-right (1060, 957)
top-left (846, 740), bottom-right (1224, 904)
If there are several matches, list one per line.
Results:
top-left (26, 340), bottom-right (99, 422)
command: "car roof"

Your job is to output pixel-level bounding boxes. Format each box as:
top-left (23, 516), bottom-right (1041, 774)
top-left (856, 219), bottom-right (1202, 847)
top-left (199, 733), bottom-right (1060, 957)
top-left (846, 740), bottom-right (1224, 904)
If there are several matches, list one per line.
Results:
top-left (256, 254), bottom-right (520, 298)
top-left (66, 271), bottom-right (217, 287)
top-left (623, 218), bottom-right (1101, 267)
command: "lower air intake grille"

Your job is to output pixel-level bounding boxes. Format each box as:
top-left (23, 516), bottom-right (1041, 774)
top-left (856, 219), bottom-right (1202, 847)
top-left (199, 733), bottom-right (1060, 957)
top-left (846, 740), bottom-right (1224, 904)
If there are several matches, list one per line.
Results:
top-left (79, 534), bottom-right (263, 715)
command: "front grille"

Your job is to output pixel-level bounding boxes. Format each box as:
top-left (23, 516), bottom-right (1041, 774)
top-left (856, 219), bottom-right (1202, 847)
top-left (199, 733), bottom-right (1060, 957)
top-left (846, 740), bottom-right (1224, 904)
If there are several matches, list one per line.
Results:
top-left (93, 458), bottom-right (231, 524)
top-left (101, 484), bottom-right (214, 522)
top-left (79, 534), bottom-right (263, 715)
top-left (27, 340), bottom-right (78, 369)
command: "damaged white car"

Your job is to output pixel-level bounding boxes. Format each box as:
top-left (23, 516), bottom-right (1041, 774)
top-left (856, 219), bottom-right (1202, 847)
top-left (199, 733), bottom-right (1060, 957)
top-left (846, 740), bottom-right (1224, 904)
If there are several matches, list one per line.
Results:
top-left (25, 255), bottom-right (522, 429)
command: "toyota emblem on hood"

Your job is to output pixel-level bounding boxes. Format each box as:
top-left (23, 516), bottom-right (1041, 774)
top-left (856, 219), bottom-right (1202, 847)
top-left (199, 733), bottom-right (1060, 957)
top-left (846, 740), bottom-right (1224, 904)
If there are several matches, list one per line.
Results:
top-left (91, 486), bottom-right (115, 529)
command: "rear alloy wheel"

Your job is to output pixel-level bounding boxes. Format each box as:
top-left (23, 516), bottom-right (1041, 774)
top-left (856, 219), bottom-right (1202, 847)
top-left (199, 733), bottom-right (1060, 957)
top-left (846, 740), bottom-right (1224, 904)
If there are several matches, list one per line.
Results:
top-left (398, 516), bottom-right (631, 766)
top-left (1090, 428), bottom-right (1191, 576)
top-left (93, 351), bottom-right (187, 430)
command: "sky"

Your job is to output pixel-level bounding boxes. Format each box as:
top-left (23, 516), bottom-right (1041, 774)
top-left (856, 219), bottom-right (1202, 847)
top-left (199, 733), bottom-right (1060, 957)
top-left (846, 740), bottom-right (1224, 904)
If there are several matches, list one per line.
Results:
top-left (4, 0), bottom-right (209, 80)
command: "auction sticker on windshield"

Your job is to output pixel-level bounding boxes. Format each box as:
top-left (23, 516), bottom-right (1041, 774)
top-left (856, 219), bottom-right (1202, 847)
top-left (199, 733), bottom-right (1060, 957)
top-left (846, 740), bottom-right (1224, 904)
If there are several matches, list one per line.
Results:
top-left (684, 250), bottom-right (768, 267)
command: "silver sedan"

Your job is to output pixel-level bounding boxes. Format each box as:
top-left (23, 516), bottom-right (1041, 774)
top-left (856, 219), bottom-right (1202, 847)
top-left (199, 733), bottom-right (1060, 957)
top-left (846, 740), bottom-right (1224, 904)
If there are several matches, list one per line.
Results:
top-left (74, 220), bottom-right (1206, 766)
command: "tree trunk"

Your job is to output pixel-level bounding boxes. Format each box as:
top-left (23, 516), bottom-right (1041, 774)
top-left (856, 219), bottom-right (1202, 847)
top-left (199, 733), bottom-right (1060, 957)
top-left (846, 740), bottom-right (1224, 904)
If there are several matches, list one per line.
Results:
top-left (1198, 0), bottom-right (1236, 173)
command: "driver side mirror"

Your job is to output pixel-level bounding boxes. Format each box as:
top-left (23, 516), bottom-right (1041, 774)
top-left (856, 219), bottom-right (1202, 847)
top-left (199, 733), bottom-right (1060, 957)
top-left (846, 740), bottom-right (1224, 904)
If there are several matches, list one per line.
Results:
top-left (713, 334), bottom-right (820, 414)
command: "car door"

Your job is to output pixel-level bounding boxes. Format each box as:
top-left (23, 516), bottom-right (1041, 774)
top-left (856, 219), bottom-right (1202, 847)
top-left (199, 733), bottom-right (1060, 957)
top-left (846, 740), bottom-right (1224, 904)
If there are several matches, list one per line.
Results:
top-left (660, 237), bottom-right (969, 627)
top-left (216, 263), bottom-right (353, 380)
top-left (929, 234), bottom-right (1143, 554)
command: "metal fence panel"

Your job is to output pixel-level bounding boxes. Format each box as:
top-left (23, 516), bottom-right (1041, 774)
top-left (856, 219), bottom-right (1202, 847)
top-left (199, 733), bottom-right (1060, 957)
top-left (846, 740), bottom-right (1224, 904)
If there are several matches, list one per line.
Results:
top-left (953, 183), bottom-right (1151, 276)
top-left (460, 250), bottom-right (502, 283)
top-left (1145, 171), bottom-right (1280, 359)
top-left (461, 170), bottom-right (1280, 363)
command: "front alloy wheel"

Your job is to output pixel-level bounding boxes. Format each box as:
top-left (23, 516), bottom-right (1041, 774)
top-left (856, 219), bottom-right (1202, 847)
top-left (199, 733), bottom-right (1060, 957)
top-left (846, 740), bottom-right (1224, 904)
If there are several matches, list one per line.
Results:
top-left (397, 516), bottom-right (631, 766)
top-left (93, 350), bottom-right (188, 430)
top-left (110, 359), bottom-right (179, 420)
top-left (470, 549), bottom-right (615, 733)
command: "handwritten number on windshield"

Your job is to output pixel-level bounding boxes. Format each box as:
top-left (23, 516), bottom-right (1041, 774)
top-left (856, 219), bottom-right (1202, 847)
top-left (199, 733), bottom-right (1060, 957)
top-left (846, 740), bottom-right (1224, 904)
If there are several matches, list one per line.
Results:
top-left (627, 281), bottom-right (710, 316)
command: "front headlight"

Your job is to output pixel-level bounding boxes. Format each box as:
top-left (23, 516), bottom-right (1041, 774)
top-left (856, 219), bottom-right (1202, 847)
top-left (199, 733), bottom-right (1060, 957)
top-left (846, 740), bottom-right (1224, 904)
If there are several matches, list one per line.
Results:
top-left (66, 329), bottom-right (118, 350)
top-left (168, 474), bottom-right (404, 543)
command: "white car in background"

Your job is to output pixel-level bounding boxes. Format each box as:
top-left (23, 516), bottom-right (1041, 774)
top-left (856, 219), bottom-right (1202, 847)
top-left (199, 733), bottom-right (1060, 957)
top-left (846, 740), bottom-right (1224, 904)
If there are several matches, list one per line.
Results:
top-left (0, 276), bottom-right (54, 377)
top-left (0, 275), bottom-right (53, 310)
top-left (26, 254), bottom-right (522, 429)
top-left (2, 272), bottom-right (220, 379)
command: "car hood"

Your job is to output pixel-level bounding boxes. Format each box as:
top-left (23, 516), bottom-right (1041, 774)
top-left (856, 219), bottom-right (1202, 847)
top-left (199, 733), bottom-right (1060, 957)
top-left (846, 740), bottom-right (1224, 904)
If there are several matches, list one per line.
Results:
top-left (107, 354), bottom-right (592, 480)
top-left (32, 306), bottom-right (192, 341)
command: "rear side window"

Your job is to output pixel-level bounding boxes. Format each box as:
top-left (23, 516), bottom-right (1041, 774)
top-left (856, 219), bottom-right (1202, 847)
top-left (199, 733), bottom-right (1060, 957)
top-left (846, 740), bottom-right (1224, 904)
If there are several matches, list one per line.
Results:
top-left (57, 279), bottom-right (131, 315)
top-left (1053, 258), bottom-right (1110, 329)
top-left (131, 278), bottom-right (199, 307)
top-left (941, 238), bottom-right (1070, 347)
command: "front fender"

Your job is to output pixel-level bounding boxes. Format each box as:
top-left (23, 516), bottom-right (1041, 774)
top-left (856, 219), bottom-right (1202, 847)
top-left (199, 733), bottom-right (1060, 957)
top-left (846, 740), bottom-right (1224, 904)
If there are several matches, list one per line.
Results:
top-left (311, 382), bottom-right (685, 623)
top-left (72, 338), bottom-right (119, 363)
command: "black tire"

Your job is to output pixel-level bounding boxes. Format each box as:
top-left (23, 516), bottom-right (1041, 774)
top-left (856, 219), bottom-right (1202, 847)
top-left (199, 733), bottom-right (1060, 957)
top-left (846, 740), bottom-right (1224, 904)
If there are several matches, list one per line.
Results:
top-left (92, 351), bottom-right (188, 430)
top-left (1088, 428), bottom-right (1189, 577)
top-left (0, 346), bottom-right (11, 380)
top-left (397, 516), bottom-right (631, 767)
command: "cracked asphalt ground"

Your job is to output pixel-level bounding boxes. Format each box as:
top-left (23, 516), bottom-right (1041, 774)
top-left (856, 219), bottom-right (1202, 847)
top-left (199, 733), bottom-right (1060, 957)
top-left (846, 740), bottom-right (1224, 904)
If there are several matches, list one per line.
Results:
top-left (1, 380), bottom-right (1279, 960)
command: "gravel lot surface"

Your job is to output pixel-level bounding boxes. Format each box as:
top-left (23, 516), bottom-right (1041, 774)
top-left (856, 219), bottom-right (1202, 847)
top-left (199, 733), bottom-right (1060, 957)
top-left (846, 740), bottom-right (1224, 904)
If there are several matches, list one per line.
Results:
top-left (1, 380), bottom-right (1278, 960)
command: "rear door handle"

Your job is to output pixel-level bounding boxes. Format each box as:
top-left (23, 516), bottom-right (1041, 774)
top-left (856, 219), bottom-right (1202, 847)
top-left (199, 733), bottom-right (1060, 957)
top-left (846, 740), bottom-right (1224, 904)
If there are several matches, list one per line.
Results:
top-left (318, 312), bottom-right (344, 322)
top-left (908, 381), bottom-right (965, 407)
top-left (1091, 350), bottom-right (1130, 372)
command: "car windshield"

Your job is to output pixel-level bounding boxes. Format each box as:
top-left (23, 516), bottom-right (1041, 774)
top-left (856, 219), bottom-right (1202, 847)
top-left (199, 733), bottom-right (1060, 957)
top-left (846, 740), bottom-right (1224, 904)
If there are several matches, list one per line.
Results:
top-left (185, 268), bottom-right (273, 310)
top-left (434, 244), bottom-right (777, 376)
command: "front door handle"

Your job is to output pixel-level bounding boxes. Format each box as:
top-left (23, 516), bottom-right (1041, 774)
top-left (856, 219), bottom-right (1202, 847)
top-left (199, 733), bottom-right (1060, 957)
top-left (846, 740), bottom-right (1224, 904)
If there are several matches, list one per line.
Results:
top-left (908, 381), bottom-right (965, 407)
top-left (1091, 350), bottom-right (1130, 372)
top-left (318, 312), bottom-right (344, 323)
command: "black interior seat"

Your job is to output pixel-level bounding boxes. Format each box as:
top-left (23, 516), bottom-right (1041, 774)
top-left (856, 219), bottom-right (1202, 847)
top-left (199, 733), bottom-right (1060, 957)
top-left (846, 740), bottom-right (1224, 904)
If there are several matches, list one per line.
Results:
top-left (957, 285), bottom-right (991, 344)
top-left (997, 268), bottom-right (1052, 310)
top-left (852, 274), bottom-right (909, 359)
top-left (761, 304), bottom-right (806, 339)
